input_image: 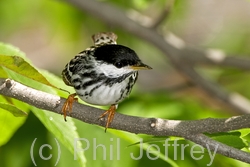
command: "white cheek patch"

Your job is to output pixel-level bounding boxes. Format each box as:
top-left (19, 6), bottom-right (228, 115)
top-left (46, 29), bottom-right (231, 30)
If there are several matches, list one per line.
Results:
top-left (96, 63), bottom-right (134, 78)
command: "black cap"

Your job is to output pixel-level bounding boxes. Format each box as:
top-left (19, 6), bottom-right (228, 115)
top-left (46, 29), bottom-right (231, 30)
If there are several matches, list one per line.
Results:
top-left (93, 44), bottom-right (152, 70)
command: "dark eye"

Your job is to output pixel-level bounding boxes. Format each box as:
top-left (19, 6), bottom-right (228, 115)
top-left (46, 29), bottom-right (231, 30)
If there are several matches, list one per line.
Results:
top-left (114, 62), bottom-right (123, 68)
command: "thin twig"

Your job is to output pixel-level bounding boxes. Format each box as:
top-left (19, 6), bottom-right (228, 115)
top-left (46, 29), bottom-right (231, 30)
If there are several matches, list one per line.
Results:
top-left (150, 1), bottom-right (173, 29)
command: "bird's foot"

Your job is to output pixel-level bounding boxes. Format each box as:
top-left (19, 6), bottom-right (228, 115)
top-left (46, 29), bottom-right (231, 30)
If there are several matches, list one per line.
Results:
top-left (99, 104), bottom-right (117, 132)
top-left (62, 93), bottom-right (78, 121)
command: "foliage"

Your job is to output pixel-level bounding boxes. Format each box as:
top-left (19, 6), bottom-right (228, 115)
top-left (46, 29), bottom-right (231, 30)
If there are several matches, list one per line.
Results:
top-left (0, 0), bottom-right (250, 167)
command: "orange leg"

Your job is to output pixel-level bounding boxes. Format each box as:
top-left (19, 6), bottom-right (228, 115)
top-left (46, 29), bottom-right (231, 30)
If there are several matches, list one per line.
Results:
top-left (62, 93), bottom-right (78, 121)
top-left (99, 104), bottom-right (117, 132)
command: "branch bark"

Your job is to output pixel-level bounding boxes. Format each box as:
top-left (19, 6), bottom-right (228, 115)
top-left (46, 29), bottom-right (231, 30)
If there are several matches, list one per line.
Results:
top-left (0, 78), bottom-right (250, 163)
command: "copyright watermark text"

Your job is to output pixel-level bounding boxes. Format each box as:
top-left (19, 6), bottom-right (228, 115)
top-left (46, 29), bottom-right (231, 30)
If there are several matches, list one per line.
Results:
top-left (30, 137), bottom-right (218, 166)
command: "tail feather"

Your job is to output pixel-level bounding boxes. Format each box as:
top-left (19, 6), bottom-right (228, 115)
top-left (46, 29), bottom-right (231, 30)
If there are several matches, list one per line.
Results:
top-left (92, 32), bottom-right (117, 45)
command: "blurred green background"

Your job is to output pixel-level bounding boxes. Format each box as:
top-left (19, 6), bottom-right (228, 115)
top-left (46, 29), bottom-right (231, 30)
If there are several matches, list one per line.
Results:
top-left (1, 0), bottom-right (250, 167)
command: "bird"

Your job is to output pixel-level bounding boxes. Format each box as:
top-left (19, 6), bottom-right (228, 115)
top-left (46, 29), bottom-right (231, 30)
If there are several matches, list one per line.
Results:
top-left (61, 32), bottom-right (152, 131)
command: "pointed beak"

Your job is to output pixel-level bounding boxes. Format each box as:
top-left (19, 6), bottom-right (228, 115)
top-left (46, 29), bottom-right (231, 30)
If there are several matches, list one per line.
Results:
top-left (129, 62), bottom-right (152, 70)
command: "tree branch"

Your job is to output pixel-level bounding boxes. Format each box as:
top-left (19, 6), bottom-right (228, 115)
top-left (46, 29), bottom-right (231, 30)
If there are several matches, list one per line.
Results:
top-left (185, 134), bottom-right (250, 163)
top-left (150, 2), bottom-right (173, 29)
top-left (62, 0), bottom-right (250, 115)
top-left (0, 78), bottom-right (250, 163)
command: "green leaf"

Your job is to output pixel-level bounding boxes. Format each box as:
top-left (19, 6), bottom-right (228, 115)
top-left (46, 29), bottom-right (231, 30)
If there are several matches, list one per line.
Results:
top-left (109, 130), bottom-right (179, 167)
top-left (30, 71), bottom-right (86, 167)
top-left (0, 96), bottom-right (27, 146)
top-left (0, 102), bottom-right (27, 117)
top-left (32, 108), bottom-right (86, 167)
top-left (0, 109), bottom-right (27, 146)
top-left (211, 134), bottom-right (248, 149)
top-left (238, 129), bottom-right (250, 138)
top-left (0, 43), bottom-right (67, 92)
top-left (0, 42), bottom-right (26, 59)
top-left (0, 43), bottom-right (86, 166)
top-left (0, 66), bottom-right (8, 78)
top-left (0, 55), bottom-right (59, 89)
top-left (207, 131), bottom-right (241, 137)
